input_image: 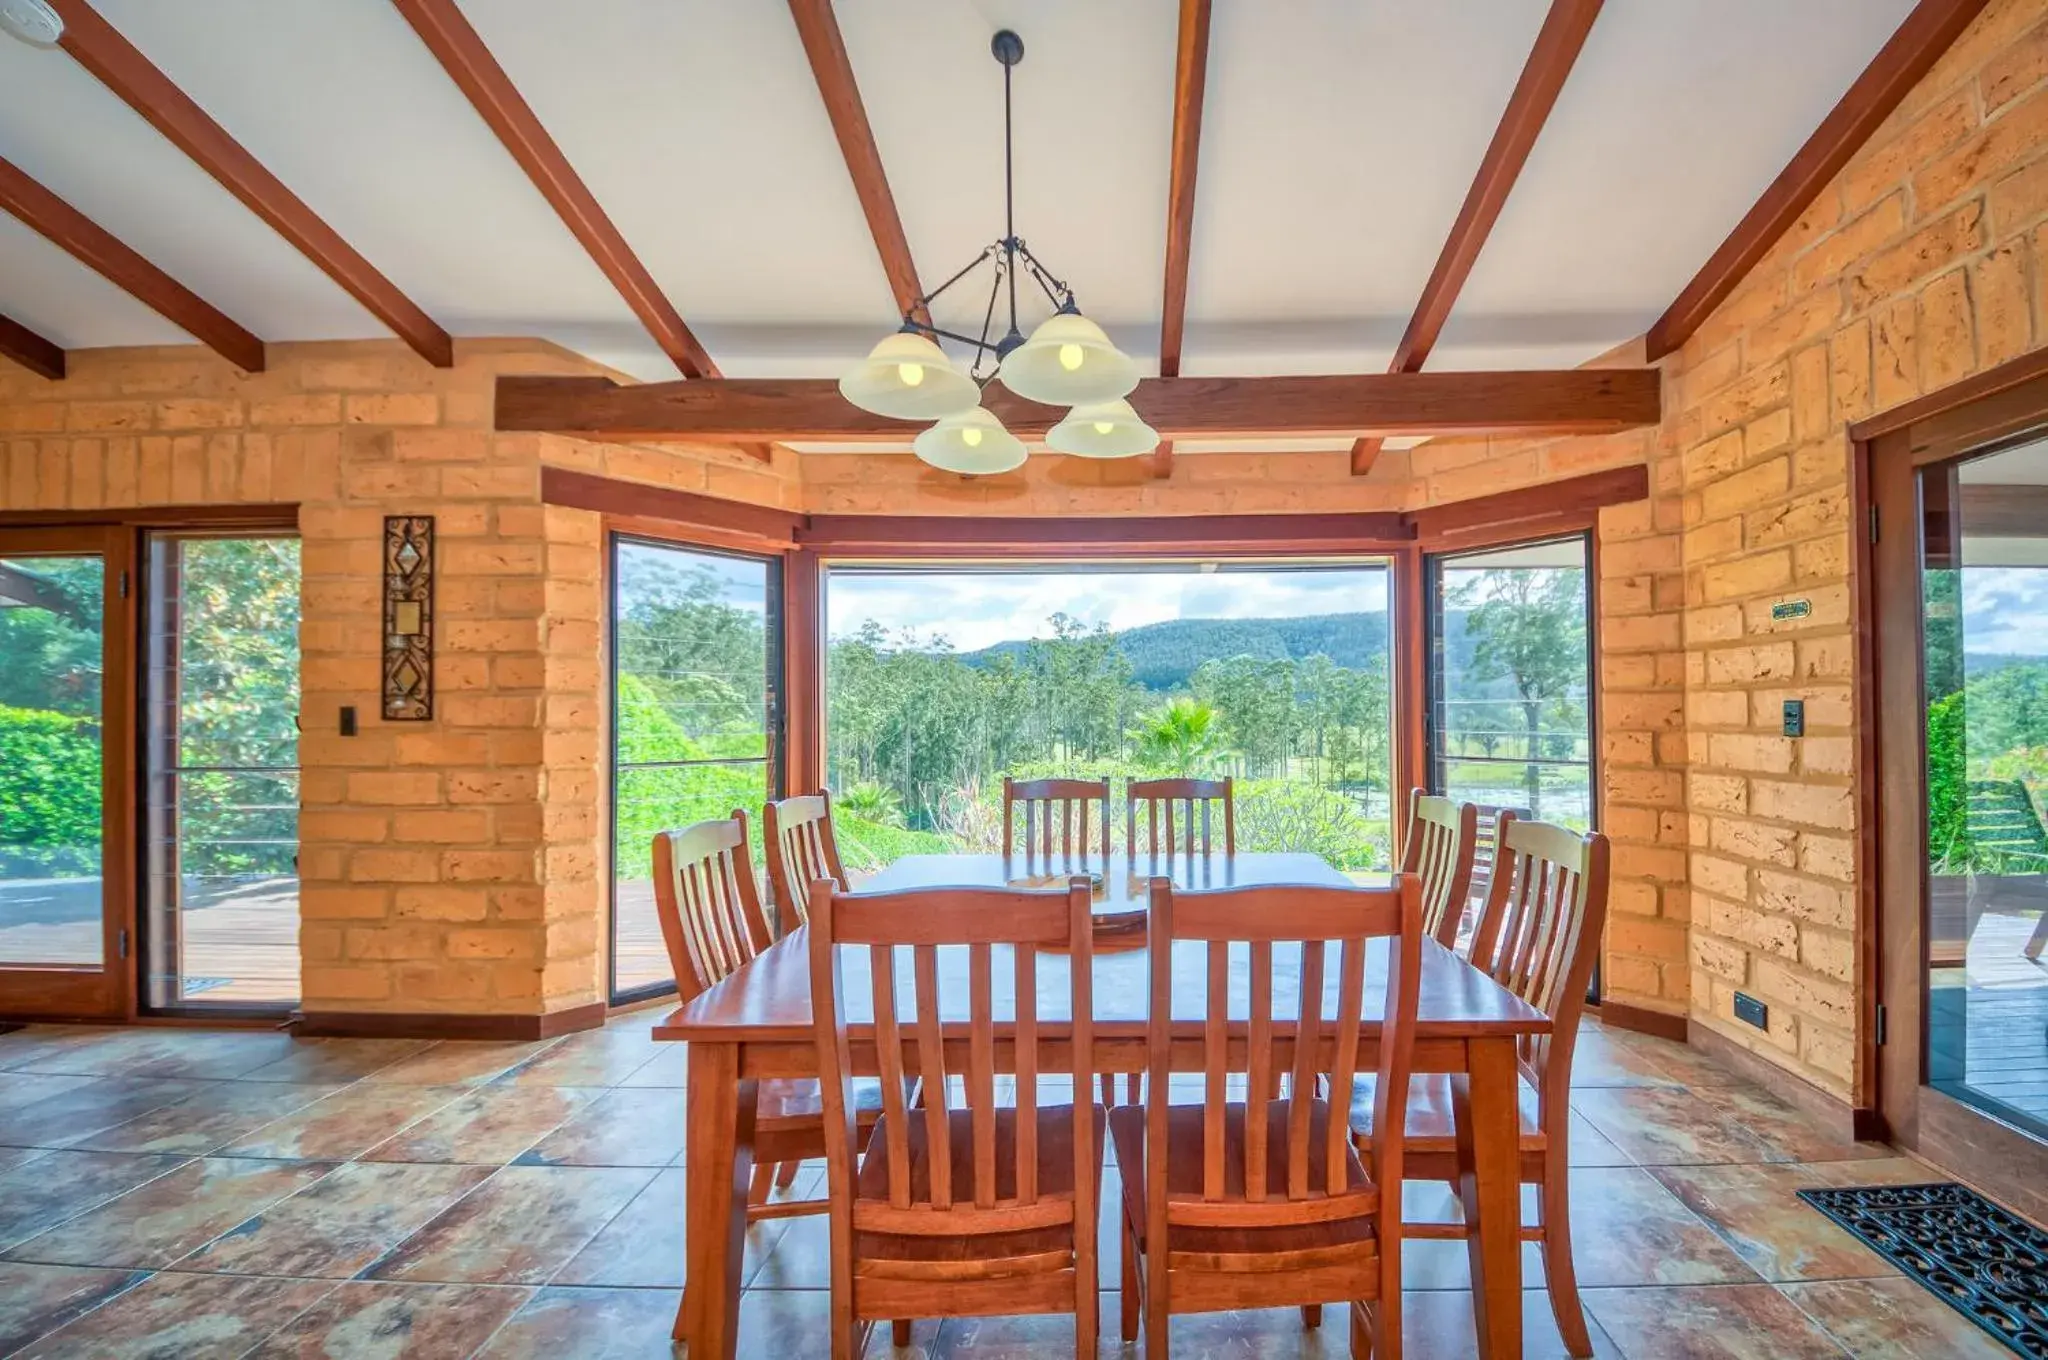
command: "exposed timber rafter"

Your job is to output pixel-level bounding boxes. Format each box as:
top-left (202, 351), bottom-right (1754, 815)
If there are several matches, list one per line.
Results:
top-left (1644, 0), bottom-right (1991, 360)
top-left (1151, 0), bottom-right (1214, 481)
top-left (0, 154), bottom-right (265, 372)
top-left (47, 0), bottom-right (453, 367)
top-left (0, 312), bottom-right (65, 381)
top-left (1352, 0), bottom-right (1604, 475)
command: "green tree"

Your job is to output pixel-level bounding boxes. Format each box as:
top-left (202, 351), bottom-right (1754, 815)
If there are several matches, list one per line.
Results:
top-left (1452, 569), bottom-right (1586, 817)
top-left (1129, 697), bottom-right (1228, 776)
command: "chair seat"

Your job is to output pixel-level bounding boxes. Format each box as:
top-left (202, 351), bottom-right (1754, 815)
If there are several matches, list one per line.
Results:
top-left (854, 1103), bottom-right (1106, 1266)
top-left (1108, 1101), bottom-right (1379, 1257)
top-left (1347, 1073), bottom-right (1546, 1152)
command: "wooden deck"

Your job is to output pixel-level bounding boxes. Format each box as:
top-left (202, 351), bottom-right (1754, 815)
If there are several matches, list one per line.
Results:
top-left (1930, 908), bottom-right (2048, 1132)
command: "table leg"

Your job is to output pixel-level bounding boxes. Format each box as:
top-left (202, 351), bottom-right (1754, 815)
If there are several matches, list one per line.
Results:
top-left (1455, 1035), bottom-right (1523, 1359)
top-left (676, 1041), bottom-right (757, 1358)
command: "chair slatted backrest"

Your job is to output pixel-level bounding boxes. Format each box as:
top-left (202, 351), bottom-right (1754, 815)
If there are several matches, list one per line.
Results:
top-left (809, 878), bottom-right (1098, 1243)
top-left (1127, 777), bottom-right (1234, 857)
top-left (765, 791), bottom-right (847, 935)
top-left (1003, 776), bottom-right (1112, 860)
top-left (1143, 876), bottom-right (1422, 1239)
top-left (1468, 803), bottom-right (1531, 923)
top-left (1402, 790), bottom-right (1477, 950)
top-left (650, 812), bottom-right (773, 1002)
top-left (1468, 819), bottom-right (1609, 1095)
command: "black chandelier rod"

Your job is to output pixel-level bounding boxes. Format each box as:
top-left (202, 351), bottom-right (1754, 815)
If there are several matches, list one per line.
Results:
top-left (896, 28), bottom-right (1079, 371)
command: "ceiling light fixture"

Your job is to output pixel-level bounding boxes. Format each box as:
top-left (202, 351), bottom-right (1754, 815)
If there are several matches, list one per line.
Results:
top-left (838, 29), bottom-right (1149, 472)
top-left (0, 0), bottom-right (63, 47)
top-left (1046, 398), bottom-right (1159, 459)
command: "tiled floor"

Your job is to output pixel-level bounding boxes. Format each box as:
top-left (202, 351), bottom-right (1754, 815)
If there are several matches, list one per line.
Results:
top-left (0, 1014), bottom-right (2018, 1358)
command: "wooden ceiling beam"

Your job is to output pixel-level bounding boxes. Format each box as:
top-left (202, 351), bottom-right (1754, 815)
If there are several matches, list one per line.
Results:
top-left (48, 0), bottom-right (452, 367)
top-left (496, 368), bottom-right (1661, 443)
top-left (787, 0), bottom-right (926, 326)
top-left (393, 0), bottom-right (718, 379)
top-left (1644, 0), bottom-right (1990, 360)
top-left (0, 155), bottom-right (264, 372)
top-left (1352, 0), bottom-right (1603, 474)
top-left (0, 312), bottom-right (65, 381)
top-left (1151, 0), bottom-right (1213, 481)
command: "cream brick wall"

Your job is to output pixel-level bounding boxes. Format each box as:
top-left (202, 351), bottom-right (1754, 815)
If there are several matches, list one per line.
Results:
top-left (0, 339), bottom-right (798, 1017)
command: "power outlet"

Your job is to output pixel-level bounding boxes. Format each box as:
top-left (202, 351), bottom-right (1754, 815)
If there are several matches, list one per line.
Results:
top-left (1733, 992), bottom-right (1769, 1030)
top-left (1782, 699), bottom-right (1804, 738)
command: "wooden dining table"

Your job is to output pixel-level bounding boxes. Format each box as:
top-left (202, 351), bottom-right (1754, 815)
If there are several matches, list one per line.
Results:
top-left (654, 850), bottom-right (1550, 1359)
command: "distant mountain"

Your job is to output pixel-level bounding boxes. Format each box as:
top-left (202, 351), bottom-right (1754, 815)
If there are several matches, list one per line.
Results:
top-left (960, 611), bottom-right (1393, 691)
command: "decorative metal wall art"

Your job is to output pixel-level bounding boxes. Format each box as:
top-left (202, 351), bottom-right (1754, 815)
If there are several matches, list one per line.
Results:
top-left (382, 515), bottom-right (434, 720)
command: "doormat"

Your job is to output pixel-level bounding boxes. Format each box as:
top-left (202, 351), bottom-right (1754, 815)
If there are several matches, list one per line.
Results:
top-left (1798, 1182), bottom-right (2048, 1358)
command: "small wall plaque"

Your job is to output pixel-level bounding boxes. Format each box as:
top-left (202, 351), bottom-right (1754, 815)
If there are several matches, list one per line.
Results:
top-left (1770, 598), bottom-right (1812, 621)
top-left (382, 515), bottom-right (434, 720)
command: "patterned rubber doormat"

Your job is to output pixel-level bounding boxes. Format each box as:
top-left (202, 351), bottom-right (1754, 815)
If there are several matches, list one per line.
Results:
top-left (1798, 1182), bottom-right (2048, 1358)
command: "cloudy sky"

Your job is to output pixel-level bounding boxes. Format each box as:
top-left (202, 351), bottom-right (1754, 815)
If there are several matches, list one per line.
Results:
top-left (826, 565), bottom-right (1391, 652)
top-left (1959, 567), bottom-right (2048, 656)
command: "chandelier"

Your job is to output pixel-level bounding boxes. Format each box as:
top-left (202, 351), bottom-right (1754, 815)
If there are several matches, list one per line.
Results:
top-left (837, 29), bottom-right (1156, 474)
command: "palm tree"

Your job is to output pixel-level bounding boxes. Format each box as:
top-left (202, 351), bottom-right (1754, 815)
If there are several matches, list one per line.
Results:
top-left (837, 781), bottom-right (905, 827)
top-left (1129, 697), bottom-right (1228, 777)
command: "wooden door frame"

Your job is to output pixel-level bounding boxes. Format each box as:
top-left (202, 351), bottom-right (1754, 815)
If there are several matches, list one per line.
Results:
top-left (0, 524), bottom-right (137, 1020)
top-left (1857, 356), bottom-right (2048, 1226)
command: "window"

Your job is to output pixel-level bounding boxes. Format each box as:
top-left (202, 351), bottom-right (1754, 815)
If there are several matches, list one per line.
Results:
top-left (1427, 537), bottom-right (1595, 829)
top-left (822, 560), bottom-right (1395, 876)
top-left (142, 534), bottom-right (303, 1011)
top-left (609, 537), bottom-right (781, 1001)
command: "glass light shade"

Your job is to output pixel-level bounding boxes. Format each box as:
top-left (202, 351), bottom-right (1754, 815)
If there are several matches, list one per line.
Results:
top-left (912, 407), bottom-right (1028, 475)
top-left (1045, 399), bottom-right (1158, 458)
top-left (838, 331), bottom-right (980, 420)
top-left (997, 310), bottom-right (1139, 405)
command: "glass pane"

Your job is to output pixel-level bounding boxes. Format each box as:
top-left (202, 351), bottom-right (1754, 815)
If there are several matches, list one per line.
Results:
top-left (0, 554), bottom-right (105, 966)
top-left (611, 540), bottom-right (777, 999)
top-left (823, 563), bottom-right (1396, 879)
top-left (1920, 439), bottom-right (2048, 1140)
top-left (144, 537), bottom-right (302, 1008)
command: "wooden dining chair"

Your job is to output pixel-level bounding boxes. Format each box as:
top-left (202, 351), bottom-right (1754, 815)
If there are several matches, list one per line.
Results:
top-left (807, 876), bottom-right (1103, 1360)
top-left (1126, 776), bottom-right (1234, 857)
top-left (1114, 874), bottom-right (1423, 1359)
top-left (1350, 818), bottom-right (1610, 1358)
top-left (1002, 776), bottom-right (1111, 859)
top-left (1466, 803), bottom-right (1531, 938)
top-left (765, 790), bottom-right (848, 935)
top-left (650, 812), bottom-right (876, 1224)
top-left (1402, 790), bottom-right (1477, 951)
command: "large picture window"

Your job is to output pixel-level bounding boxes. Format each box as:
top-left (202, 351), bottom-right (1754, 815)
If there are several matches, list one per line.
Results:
top-left (822, 560), bottom-right (1395, 876)
top-left (609, 537), bottom-right (781, 1002)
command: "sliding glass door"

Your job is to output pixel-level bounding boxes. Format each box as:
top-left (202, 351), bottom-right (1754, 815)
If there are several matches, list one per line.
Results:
top-left (609, 536), bottom-right (782, 1002)
top-left (141, 534), bottom-right (302, 1013)
top-left (0, 527), bottom-right (131, 1018)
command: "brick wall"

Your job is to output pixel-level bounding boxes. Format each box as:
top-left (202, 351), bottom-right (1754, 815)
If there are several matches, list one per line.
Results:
top-left (0, 339), bottom-right (797, 1018)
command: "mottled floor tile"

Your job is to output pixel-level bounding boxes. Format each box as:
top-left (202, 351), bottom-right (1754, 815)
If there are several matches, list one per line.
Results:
top-left (1401, 1288), bottom-right (1623, 1358)
top-left (0, 1073), bottom-right (98, 1109)
top-left (1584, 1283), bottom-right (1851, 1359)
top-left (928, 1296), bottom-right (1120, 1358)
top-left (220, 1083), bottom-right (467, 1160)
top-left (1651, 1162), bottom-right (1901, 1282)
top-left (615, 1045), bottom-right (689, 1089)
top-left (13, 1270), bottom-right (335, 1360)
top-left (551, 1167), bottom-right (690, 1288)
top-left (365, 1165), bottom-right (655, 1285)
top-left (515, 1088), bottom-right (685, 1168)
top-left (1808, 1155), bottom-right (1951, 1188)
top-left (1546, 1167), bottom-right (1758, 1288)
top-left (64, 1083), bottom-right (342, 1156)
top-left (1705, 1085), bottom-right (1896, 1164)
top-left (5, 1155), bottom-right (335, 1268)
top-left (1779, 1276), bottom-right (2020, 1359)
top-left (361, 1040), bottom-right (561, 1086)
top-left (0, 1150), bottom-right (188, 1253)
top-left (1135, 1306), bottom-right (1351, 1357)
top-left (175, 1162), bottom-right (496, 1279)
top-left (473, 1285), bottom-right (684, 1359)
top-left (9, 1029), bottom-right (300, 1081)
top-left (242, 1280), bottom-right (531, 1359)
top-left (1565, 1110), bottom-right (1633, 1167)
top-left (735, 1289), bottom-right (904, 1358)
top-left (0, 1145), bottom-right (51, 1173)
top-left (234, 1037), bottom-right (436, 1085)
top-left (361, 1084), bottom-right (601, 1164)
top-left (1573, 1086), bottom-right (1780, 1167)
top-left (0, 1262), bottom-right (149, 1355)
top-left (1570, 1025), bottom-right (1685, 1087)
top-left (497, 1027), bottom-right (664, 1087)
top-left (0, 1078), bottom-right (207, 1148)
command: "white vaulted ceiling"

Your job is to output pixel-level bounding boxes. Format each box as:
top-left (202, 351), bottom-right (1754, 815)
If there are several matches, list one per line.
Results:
top-left (0, 0), bottom-right (1919, 390)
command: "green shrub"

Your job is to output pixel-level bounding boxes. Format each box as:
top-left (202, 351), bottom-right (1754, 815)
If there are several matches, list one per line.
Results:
top-left (0, 704), bottom-right (101, 875)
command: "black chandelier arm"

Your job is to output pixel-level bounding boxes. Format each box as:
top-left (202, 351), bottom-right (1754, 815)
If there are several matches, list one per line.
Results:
top-left (972, 254), bottom-right (1005, 380)
top-left (906, 244), bottom-right (999, 323)
top-left (1012, 240), bottom-right (1074, 310)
